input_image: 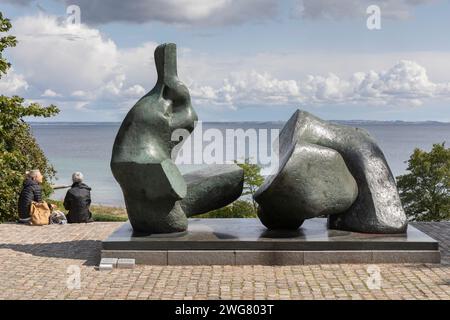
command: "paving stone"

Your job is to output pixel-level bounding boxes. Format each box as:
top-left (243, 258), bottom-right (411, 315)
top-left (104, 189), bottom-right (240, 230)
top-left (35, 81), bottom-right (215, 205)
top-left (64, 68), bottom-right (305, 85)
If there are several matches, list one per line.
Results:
top-left (0, 222), bottom-right (449, 299)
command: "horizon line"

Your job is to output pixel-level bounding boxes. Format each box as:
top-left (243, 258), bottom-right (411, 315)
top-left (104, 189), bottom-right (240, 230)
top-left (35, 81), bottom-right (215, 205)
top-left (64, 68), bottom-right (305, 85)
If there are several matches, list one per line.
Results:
top-left (27, 120), bottom-right (450, 124)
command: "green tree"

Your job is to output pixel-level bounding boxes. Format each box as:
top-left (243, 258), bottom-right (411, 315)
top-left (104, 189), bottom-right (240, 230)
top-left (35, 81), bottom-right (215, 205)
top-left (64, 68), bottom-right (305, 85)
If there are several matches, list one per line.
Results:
top-left (198, 200), bottom-right (256, 218)
top-left (396, 143), bottom-right (450, 221)
top-left (236, 160), bottom-right (265, 213)
top-left (200, 161), bottom-right (265, 218)
top-left (0, 12), bottom-right (59, 222)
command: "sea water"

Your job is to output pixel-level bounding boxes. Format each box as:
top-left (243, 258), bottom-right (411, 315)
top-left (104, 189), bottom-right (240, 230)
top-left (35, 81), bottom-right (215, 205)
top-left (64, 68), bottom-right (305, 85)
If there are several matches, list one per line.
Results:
top-left (30, 121), bottom-right (450, 207)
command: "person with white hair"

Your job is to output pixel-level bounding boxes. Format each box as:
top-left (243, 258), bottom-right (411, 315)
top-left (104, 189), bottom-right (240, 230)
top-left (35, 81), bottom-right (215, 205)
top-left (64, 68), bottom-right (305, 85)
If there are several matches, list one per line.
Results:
top-left (63, 172), bottom-right (94, 223)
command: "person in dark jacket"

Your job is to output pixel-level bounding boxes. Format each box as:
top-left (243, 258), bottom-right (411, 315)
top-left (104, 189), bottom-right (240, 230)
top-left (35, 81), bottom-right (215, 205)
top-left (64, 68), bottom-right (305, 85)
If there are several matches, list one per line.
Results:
top-left (64, 172), bottom-right (94, 223)
top-left (18, 169), bottom-right (44, 223)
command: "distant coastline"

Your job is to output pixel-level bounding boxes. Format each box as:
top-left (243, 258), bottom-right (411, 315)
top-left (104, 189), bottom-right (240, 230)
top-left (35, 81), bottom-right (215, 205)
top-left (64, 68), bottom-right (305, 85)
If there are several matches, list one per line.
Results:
top-left (28, 120), bottom-right (450, 125)
top-left (31, 121), bottom-right (450, 206)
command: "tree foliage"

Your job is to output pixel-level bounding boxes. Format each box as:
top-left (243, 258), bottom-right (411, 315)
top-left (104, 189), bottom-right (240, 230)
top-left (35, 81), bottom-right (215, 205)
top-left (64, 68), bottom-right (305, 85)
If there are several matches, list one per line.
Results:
top-left (198, 200), bottom-right (256, 218)
top-left (397, 143), bottom-right (450, 221)
top-left (236, 160), bottom-right (265, 213)
top-left (0, 12), bottom-right (17, 77)
top-left (0, 12), bottom-right (59, 221)
top-left (201, 161), bottom-right (265, 218)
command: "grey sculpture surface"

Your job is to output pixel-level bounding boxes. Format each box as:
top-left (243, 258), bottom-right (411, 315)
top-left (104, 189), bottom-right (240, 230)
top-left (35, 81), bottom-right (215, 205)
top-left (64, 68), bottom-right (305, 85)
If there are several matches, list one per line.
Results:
top-left (254, 110), bottom-right (408, 234)
top-left (111, 43), bottom-right (243, 234)
top-left (181, 164), bottom-right (244, 217)
top-left (255, 141), bottom-right (358, 230)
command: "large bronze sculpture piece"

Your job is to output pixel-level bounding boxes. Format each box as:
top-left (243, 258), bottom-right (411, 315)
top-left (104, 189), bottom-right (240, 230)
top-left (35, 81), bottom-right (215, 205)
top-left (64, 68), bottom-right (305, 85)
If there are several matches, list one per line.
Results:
top-left (111, 43), bottom-right (243, 234)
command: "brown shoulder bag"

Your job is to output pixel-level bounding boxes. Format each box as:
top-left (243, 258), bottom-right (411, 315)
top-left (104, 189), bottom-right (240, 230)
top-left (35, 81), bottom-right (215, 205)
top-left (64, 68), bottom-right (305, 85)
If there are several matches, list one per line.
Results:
top-left (30, 201), bottom-right (51, 226)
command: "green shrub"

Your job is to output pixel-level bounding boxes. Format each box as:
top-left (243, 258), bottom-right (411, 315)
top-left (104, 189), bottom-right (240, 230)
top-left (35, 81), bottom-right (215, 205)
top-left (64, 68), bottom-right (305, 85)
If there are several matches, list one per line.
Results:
top-left (236, 160), bottom-right (265, 213)
top-left (0, 12), bottom-right (59, 222)
top-left (197, 200), bottom-right (257, 218)
top-left (397, 143), bottom-right (450, 221)
top-left (91, 212), bottom-right (128, 222)
top-left (48, 200), bottom-right (128, 222)
top-left (199, 160), bottom-right (265, 218)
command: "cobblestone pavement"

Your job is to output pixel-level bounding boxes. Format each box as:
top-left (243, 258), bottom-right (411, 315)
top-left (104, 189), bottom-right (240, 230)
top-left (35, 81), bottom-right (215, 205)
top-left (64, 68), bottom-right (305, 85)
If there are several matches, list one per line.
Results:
top-left (0, 222), bottom-right (449, 300)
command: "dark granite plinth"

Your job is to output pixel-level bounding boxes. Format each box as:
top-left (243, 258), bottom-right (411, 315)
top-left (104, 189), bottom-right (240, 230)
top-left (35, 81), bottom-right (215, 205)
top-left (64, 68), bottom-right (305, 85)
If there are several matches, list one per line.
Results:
top-left (103, 218), bottom-right (438, 251)
top-left (102, 219), bottom-right (440, 265)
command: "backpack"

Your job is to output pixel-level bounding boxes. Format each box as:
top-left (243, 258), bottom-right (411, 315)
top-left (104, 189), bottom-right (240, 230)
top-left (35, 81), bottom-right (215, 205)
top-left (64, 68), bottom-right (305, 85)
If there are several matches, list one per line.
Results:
top-left (50, 210), bottom-right (68, 225)
top-left (30, 201), bottom-right (51, 226)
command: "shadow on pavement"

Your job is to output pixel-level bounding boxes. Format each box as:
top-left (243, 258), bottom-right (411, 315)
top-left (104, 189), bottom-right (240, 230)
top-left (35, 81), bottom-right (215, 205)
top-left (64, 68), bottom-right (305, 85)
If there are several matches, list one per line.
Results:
top-left (0, 240), bottom-right (101, 266)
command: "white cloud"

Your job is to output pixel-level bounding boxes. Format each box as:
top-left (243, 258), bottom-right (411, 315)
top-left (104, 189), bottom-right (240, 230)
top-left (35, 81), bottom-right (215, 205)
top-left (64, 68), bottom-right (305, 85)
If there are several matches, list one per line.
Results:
top-left (0, 68), bottom-right (29, 95)
top-left (118, 42), bottom-right (159, 89)
top-left (5, 13), bottom-right (450, 121)
top-left (190, 60), bottom-right (450, 109)
top-left (10, 14), bottom-right (119, 93)
top-left (71, 90), bottom-right (88, 98)
top-left (41, 89), bottom-right (61, 97)
top-left (7, 14), bottom-right (151, 109)
top-left (74, 101), bottom-right (89, 110)
top-left (123, 84), bottom-right (146, 98)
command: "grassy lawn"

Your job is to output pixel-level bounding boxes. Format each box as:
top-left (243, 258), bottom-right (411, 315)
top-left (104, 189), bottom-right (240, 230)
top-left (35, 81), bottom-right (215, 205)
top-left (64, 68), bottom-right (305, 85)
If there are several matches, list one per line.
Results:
top-left (46, 200), bottom-right (257, 222)
top-left (48, 200), bottom-right (128, 222)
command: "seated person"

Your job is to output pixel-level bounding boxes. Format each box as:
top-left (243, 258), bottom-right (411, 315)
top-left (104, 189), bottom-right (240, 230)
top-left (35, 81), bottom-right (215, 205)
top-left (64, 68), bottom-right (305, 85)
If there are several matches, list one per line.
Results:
top-left (18, 169), bottom-right (49, 224)
top-left (64, 172), bottom-right (94, 223)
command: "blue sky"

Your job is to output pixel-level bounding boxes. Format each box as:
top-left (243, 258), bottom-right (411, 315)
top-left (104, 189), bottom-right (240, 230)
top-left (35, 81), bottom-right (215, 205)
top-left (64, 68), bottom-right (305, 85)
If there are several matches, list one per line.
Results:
top-left (1, 0), bottom-right (450, 122)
